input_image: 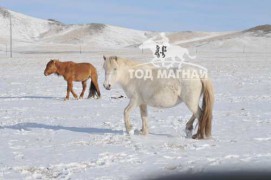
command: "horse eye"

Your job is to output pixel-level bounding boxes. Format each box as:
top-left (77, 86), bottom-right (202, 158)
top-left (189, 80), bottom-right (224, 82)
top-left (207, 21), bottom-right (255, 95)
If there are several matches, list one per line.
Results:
top-left (114, 68), bottom-right (117, 71)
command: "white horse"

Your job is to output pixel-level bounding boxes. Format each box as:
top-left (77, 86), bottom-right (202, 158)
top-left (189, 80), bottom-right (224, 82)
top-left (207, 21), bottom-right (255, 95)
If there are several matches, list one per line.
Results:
top-left (103, 56), bottom-right (214, 139)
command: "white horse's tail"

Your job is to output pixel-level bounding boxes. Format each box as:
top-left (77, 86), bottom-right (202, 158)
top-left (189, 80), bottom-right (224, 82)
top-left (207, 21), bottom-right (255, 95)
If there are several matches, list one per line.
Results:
top-left (198, 79), bottom-right (214, 139)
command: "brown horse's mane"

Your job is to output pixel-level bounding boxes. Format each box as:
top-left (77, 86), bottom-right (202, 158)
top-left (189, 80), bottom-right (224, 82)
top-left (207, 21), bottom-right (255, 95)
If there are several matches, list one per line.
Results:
top-left (53, 60), bottom-right (67, 77)
top-left (53, 60), bottom-right (60, 76)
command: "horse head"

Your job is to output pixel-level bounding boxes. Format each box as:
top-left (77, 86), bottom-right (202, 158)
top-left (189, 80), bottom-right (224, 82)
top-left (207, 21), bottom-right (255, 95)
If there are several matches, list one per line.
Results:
top-left (44, 59), bottom-right (59, 76)
top-left (103, 56), bottom-right (119, 90)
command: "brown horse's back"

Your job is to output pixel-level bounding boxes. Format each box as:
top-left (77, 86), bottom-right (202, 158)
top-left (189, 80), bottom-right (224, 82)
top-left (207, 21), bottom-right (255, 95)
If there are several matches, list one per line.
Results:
top-left (63, 62), bottom-right (93, 82)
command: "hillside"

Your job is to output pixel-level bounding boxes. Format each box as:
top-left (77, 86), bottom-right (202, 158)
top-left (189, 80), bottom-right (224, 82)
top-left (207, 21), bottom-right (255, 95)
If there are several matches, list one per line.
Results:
top-left (0, 7), bottom-right (52, 42)
top-left (1, 7), bottom-right (270, 52)
top-left (0, 7), bottom-right (152, 49)
top-left (179, 25), bottom-right (271, 52)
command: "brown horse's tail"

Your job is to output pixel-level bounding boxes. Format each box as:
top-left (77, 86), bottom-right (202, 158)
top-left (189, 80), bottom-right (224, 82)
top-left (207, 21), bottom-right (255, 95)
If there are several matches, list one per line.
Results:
top-left (88, 68), bottom-right (101, 99)
top-left (197, 79), bottom-right (214, 139)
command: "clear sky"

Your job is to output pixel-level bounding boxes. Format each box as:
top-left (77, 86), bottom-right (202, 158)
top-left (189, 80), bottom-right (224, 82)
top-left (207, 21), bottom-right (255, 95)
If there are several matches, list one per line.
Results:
top-left (1, 0), bottom-right (271, 32)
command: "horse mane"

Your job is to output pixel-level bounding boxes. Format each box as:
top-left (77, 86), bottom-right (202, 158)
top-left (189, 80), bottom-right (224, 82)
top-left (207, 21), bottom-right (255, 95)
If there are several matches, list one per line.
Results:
top-left (54, 60), bottom-right (66, 76)
top-left (118, 57), bottom-right (141, 66)
top-left (109, 56), bottom-right (153, 69)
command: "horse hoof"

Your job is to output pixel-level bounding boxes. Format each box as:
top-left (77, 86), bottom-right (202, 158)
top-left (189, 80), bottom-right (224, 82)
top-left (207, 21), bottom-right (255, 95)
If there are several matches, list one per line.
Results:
top-left (192, 134), bottom-right (204, 139)
top-left (192, 134), bottom-right (198, 139)
top-left (140, 132), bottom-right (148, 136)
top-left (94, 95), bottom-right (100, 99)
top-left (127, 129), bottom-right (134, 135)
top-left (64, 98), bottom-right (69, 101)
top-left (139, 129), bottom-right (148, 136)
top-left (185, 129), bottom-right (193, 138)
top-left (125, 125), bottom-right (134, 135)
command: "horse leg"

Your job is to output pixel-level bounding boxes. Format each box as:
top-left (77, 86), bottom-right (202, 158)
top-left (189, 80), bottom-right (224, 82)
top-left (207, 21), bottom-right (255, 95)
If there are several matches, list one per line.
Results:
top-left (185, 101), bottom-right (203, 139)
top-left (80, 80), bottom-right (87, 99)
top-left (69, 81), bottom-right (78, 99)
top-left (124, 99), bottom-right (137, 134)
top-left (185, 114), bottom-right (196, 138)
top-left (185, 110), bottom-right (202, 138)
top-left (182, 79), bottom-right (204, 139)
top-left (65, 81), bottom-right (72, 100)
top-left (139, 104), bottom-right (148, 135)
top-left (191, 108), bottom-right (203, 139)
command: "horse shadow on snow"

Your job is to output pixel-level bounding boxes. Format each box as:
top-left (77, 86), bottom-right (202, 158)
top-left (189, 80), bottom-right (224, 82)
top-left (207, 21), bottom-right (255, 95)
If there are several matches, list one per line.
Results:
top-left (1, 122), bottom-right (123, 135)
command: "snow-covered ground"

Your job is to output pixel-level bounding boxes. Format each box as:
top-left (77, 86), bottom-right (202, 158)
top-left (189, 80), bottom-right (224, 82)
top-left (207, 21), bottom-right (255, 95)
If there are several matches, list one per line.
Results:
top-left (0, 45), bottom-right (271, 179)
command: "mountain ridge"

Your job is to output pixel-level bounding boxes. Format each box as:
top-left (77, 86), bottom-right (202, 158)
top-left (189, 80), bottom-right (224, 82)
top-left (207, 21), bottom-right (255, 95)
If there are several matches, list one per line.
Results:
top-left (0, 7), bottom-right (270, 50)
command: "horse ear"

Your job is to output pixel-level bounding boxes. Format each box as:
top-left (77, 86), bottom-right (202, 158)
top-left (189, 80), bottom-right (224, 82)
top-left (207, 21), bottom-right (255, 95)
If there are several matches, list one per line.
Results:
top-left (103, 55), bottom-right (106, 61)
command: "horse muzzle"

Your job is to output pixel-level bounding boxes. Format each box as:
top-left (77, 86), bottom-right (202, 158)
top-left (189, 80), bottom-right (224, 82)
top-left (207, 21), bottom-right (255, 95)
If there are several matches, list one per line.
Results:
top-left (44, 71), bottom-right (49, 76)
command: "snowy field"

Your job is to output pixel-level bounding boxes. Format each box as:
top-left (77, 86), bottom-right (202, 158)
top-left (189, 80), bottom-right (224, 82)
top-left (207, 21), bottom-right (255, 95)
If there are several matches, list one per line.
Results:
top-left (0, 47), bottom-right (271, 179)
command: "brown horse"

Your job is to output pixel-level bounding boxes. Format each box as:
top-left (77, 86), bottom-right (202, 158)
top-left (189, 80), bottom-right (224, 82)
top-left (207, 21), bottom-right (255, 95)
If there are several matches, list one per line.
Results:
top-left (44, 59), bottom-right (101, 100)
